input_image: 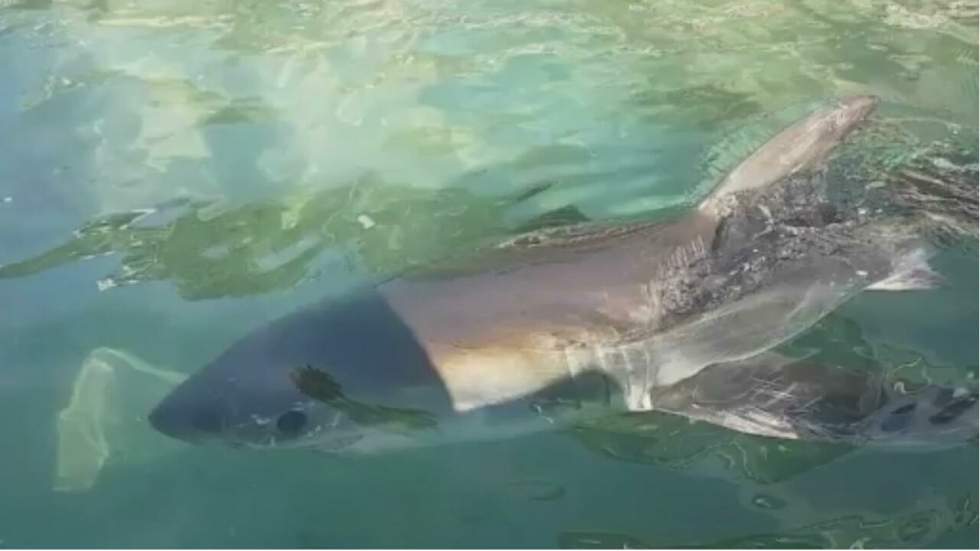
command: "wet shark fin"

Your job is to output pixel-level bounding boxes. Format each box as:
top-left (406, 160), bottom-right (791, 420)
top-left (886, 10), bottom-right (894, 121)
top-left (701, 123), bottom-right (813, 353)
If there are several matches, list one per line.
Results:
top-left (698, 95), bottom-right (878, 219)
top-left (291, 365), bottom-right (438, 433)
top-left (866, 249), bottom-right (945, 291)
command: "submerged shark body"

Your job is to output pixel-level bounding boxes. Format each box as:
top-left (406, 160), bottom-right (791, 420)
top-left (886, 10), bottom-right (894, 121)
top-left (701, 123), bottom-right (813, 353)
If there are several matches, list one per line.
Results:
top-left (149, 96), bottom-right (977, 453)
top-left (652, 352), bottom-right (977, 449)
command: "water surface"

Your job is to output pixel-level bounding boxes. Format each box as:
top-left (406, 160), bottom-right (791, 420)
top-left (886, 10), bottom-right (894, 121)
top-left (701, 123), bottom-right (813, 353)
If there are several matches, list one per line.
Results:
top-left (0, 0), bottom-right (977, 547)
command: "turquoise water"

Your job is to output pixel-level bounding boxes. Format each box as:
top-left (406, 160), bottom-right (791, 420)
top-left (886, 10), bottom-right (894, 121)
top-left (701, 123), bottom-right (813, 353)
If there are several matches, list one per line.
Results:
top-left (0, 0), bottom-right (977, 547)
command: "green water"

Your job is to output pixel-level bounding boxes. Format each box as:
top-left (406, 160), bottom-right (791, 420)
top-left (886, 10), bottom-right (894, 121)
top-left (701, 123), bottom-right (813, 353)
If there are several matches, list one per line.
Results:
top-left (0, 0), bottom-right (977, 547)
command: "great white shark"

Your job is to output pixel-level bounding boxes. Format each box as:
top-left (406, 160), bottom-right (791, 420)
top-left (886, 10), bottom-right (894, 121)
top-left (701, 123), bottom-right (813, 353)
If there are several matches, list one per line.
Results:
top-left (148, 96), bottom-right (978, 452)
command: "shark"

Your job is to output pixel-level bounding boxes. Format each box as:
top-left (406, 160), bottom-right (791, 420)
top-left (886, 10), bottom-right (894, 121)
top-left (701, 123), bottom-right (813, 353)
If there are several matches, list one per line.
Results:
top-left (148, 95), bottom-right (978, 453)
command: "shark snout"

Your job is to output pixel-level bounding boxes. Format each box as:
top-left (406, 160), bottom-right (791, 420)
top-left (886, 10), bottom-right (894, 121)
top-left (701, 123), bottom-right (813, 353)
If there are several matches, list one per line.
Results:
top-left (149, 388), bottom-right (228, 444)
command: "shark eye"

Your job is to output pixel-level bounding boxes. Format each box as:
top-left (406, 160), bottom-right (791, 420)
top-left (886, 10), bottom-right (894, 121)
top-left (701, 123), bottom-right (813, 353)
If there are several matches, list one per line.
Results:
top-left (276, 410), bottom-right (308, 435)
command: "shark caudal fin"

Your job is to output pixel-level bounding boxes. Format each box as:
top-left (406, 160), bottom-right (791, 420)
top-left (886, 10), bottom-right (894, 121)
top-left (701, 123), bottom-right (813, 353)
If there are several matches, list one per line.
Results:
top-left (698, 95), bottom-right (879, 219)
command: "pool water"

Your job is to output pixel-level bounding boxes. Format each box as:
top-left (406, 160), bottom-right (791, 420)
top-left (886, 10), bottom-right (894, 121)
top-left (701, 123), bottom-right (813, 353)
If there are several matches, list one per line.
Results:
top-left (0, 0), bottom-right (977, 547)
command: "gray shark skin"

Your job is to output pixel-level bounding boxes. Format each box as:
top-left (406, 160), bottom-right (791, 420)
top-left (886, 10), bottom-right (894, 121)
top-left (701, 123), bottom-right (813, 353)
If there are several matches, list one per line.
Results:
top-left (148, 95), bottom-right (973, 453)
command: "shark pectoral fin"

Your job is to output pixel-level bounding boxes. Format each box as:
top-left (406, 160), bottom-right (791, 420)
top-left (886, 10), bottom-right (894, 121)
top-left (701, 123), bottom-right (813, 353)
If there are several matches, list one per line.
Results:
top-left (291, 364), bottom-right (439, 434)
top-left (654, 263), bottom-right (864, 388)
top-left (343, 401), bottom-right (439, 433)
top-left (866, 249), bottom-right (945, 291)
top-left (865, 268), bottom-right (944, 291)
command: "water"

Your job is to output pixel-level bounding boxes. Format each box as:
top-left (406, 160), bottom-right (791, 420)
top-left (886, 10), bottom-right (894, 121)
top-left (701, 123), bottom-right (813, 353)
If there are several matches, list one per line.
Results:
top-left (0, 0), bottom-right (977, 547)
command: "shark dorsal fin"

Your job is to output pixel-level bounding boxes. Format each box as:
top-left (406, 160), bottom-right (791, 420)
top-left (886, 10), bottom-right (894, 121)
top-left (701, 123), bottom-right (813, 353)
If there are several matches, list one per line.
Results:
top-left (699, 96), bottom-right (878, 220)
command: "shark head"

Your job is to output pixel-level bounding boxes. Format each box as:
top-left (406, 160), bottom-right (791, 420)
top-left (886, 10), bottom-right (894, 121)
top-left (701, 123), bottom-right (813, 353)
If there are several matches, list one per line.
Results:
top-left (149, 291), bottom-right (450, 451)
